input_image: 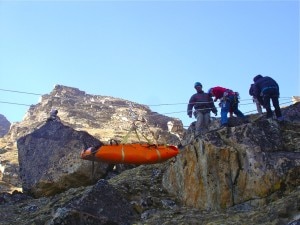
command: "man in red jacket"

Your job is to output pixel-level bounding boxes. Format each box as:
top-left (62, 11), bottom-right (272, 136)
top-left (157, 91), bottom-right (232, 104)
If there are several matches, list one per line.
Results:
top-left (187, 82), bottom-right (217, 135)
top-left (208, 86), bottom-right (245, 127)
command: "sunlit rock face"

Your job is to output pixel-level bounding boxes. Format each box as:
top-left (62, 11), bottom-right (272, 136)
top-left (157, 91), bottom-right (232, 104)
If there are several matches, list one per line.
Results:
top-left (163, 102), bottom-right (300, 210)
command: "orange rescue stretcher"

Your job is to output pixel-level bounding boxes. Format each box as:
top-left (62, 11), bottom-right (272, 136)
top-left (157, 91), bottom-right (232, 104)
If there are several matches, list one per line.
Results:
top-left (81, 117), bottom-right (179, 164)
top-left (80, 143), bottom-right (179, 164)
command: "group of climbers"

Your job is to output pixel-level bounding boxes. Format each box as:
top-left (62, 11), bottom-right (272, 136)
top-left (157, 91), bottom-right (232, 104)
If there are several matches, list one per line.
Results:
top-left (187, 75), bottom-right (283, 135)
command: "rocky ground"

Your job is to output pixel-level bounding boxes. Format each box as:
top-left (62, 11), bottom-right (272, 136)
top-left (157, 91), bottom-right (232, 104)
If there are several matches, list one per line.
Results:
top-left (0, 163), bottom-right (299, 225)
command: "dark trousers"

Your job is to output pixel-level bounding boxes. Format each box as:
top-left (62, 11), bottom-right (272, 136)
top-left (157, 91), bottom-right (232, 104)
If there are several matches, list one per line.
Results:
top-left (262, 89), bottom-right (282, 118)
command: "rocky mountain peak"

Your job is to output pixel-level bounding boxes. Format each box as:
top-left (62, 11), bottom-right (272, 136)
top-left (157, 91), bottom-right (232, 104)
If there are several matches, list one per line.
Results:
top-left (51, 84), bottom-right (86, 97)
top-left (4, 85), bottom-right (183, 147)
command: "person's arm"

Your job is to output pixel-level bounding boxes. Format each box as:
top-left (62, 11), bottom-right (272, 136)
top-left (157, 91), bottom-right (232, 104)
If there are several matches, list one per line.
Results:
top-left (274, 79), bottom-right (280, 95)
top-left (207, 96), bottom-right (217, 115)
top-left (187, 96), bottom-right (194, 117)
top-left (249, 84), bottom-right (254, 96)
top-left (252, 83), bottom-right (260, 98)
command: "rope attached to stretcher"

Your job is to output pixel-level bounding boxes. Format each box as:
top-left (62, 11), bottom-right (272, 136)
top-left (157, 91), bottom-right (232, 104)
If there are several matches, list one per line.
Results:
top-left (121, 102), bottom-right (157, 145)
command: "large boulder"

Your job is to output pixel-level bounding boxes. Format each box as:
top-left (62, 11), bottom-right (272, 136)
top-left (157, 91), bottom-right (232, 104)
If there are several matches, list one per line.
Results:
top-left (47, 179), bottom-right (137, 225)
top-left (17, 120), bottom-right (109, 197)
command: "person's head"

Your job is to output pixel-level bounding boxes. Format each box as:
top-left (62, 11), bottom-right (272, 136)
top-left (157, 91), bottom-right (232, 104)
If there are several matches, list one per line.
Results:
top-left (194, 82), bottom-right (202, 89)
top-left (50, 109), bottom-right (58, 115)
top-left (253, 74), bottom-right (263, 82)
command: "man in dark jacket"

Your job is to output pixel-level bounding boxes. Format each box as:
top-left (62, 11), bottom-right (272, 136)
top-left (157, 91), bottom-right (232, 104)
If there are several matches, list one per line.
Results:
top-left (187, 82), bottom-right (217, 135)
top-left (252, 74), bottom-right (283, 120)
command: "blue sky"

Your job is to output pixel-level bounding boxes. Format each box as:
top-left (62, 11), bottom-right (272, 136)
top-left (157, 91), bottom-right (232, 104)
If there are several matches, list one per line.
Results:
top-left (0, 0), bottom-right (299, 128)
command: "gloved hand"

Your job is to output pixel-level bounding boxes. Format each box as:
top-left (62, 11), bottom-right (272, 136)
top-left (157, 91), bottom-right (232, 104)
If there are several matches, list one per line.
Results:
top-left (188, 114), bottom-right (192, 118)
top-left (214, 112), bottom-right (217, 116)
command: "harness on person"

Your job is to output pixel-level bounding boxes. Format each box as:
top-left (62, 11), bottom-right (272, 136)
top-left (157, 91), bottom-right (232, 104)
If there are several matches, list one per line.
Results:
top-left (221, 90), bottom-right (240, 112)
top-left (230, 92), bottom-right (240, 111)
top-left (260, 86), bottom-right (278, 96)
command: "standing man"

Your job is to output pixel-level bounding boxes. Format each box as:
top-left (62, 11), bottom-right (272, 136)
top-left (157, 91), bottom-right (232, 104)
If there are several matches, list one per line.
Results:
top-left (208, 86), bottom-right (245, 127)
top-left (187, 82), bottom-right (217, 135)
top-left (252, 74), bottom-right (283, 121)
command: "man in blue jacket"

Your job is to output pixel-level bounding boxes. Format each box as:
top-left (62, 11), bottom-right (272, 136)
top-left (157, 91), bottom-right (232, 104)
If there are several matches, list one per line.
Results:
top-left (187, 82), bottom-right (218, 135)
top-left (252, 75), bottom-right (283, 120)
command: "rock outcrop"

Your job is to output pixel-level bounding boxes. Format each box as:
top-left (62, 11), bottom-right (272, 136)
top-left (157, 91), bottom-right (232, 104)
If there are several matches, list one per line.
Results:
top-left (163, 118), bottom-right (300, 210)
top-left (0, 114), bottom-right (10, 137)
top-left (47, 179), bottom-right (137, 225)
top-left (17, 120), bottom-right (107, 197)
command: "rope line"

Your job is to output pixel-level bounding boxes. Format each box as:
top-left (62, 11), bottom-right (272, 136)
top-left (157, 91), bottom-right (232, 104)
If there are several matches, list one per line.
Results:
top-left (0, 88), bottom-right (296, 127)
top-left (0, 87), bottom-right (293, 104)
top-left (0, 97), bottom-right (294, 110)
top-left (0, 88), bottom-right (42, 96)
top-left (0, 100), bottom-right (293, 114)
top-left (0, 101), bottom-right (32, 106)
